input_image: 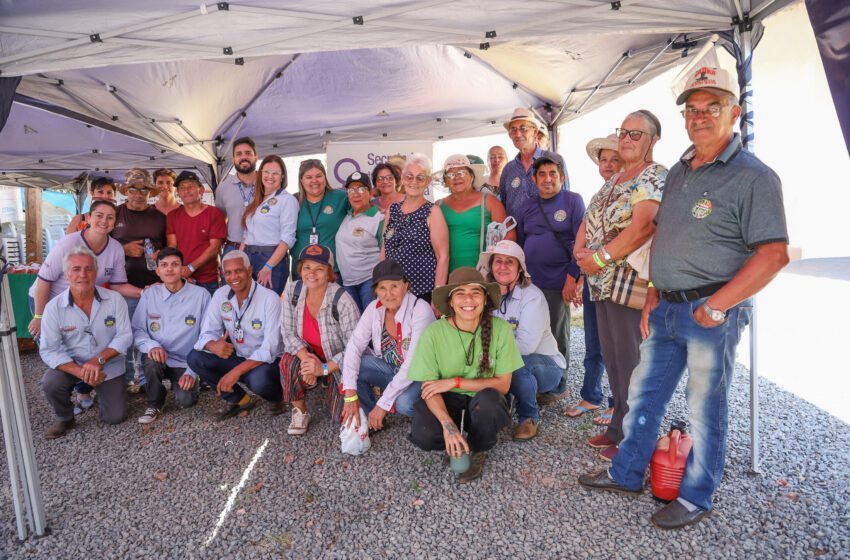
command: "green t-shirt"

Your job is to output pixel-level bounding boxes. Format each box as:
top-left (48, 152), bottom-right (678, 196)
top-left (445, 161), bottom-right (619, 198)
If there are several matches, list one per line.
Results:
top-left (407, 317), bottom-right (524, 397)
top-left (291, 189), bottom-right (350, 273)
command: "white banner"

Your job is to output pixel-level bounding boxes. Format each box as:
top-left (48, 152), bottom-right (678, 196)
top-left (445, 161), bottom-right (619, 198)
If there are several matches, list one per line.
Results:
top-left (325, 140), bottom-right (433, 189)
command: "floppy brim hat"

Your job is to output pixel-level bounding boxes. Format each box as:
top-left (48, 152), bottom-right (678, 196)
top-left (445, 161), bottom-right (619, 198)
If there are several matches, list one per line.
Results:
top-left (503, 107), bottom-right (544, 132)
top-left (441, 153), bottom-right (487, 189)
top-left (476, 240), bottom-right (531, 288)
top-left (675, 66), bottom-right (738, 105)
top-left (585, 134), bottom-right (621, 165)
top-left (431, 267), bottom-right (502, 317)
top-left (118, 168), bottom-right (159, 196)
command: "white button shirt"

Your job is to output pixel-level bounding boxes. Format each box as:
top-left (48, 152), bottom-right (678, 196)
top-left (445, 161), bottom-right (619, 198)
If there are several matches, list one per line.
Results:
top-left (132, 281), bottom-right (211, 377)
top-left (39, 287), bottom-right (133, 380)
top-left (243, 188), bottom-right (298, 248)
top-left (195, 281), bottom-right (283, 363)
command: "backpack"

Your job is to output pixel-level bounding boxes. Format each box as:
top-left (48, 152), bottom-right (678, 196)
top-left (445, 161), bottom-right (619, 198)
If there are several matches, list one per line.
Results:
top-left (290, 280), bottom-right (346, 322)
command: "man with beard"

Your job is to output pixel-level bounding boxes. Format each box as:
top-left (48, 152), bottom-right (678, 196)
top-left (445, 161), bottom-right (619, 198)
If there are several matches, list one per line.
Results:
top-left (215, 137), bottom-right (259, 256)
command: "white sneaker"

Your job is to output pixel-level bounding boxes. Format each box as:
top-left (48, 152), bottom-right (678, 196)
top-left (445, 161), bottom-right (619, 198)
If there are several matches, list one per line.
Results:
top-left (138, 407), bottom-right (160, 424)
top-left (127, 381), bottom-right (141, 394)
top-left (287, 407), bottom-right (310, 435)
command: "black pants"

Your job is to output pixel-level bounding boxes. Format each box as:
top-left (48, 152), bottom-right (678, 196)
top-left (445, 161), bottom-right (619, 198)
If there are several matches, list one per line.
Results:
top-left (410, 388), bottom-right (510, 453)
top-left (141, 354), bottom-right (199, 410)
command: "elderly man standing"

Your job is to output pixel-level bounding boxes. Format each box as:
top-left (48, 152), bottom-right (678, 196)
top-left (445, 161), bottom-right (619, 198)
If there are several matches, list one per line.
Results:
top-left (188, 250), bottom-right (284, 421)
top-left (499, 108), bottom-right (569, 228)
top-left (112, 168), bottom-right (167, 392)
top-left (39, 246), bottom-right (133, 438)
top-left (480, 146), bottom-right (507, 197)
top-left (579, 67), bottom-right (789, 529)
top-left (215, 137), bottom-right (258, 255)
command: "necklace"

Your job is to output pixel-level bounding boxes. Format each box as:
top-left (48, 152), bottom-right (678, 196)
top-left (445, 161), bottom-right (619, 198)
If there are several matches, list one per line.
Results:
top-left (451, 318), bottom-right (480, 367)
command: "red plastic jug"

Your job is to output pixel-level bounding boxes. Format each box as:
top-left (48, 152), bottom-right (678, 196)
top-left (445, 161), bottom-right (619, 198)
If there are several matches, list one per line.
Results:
top-left (650, 420), bottom-right (693, 501)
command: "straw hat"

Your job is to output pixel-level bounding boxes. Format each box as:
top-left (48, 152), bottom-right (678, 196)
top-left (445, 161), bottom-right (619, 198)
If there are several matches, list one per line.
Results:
top-left (476, 240), bottom-right (531, 288)
top-left (431, 267), bottom-right (501, 317)
top-left (441, 153), bottom-right (486, 189)
top-left (503, 107), bottom-right (544, 132)
top-left (585, 134), bottom-right (620, 165)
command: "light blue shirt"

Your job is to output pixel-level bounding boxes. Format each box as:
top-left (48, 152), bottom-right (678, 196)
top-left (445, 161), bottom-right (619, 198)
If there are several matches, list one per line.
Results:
top-left (132, 281), bottom-right (211, 377)
top-left (243, 188), bottom-right (298, 248)
top-left (195, 280), bottom-right (283, 363)
top-left (39, 286), bottom-right (133, 380)
top-left (493, 282), bottom-right (566, 368)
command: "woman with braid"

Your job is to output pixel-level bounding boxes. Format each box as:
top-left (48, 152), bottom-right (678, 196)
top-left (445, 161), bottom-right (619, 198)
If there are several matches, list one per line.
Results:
top-left (408, 268), bottom-right (523, 483)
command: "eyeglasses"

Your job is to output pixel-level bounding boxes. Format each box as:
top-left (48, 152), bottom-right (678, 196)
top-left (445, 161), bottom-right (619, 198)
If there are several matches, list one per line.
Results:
top-left (403, 173), bottom-right (428, 183)
top-left (681, 105), bottom-right (725, 119)
top-left (299, 159), bottom-right (324, 170)
top-left (261, 169), bottom-right (283, 177)
top-left (347, 186), bottom-right (370, 194)
top-left (127, 187), bottom-right (151, 195)
top-left (375, 175), bottom-right (396, 183)
top-left (83, 326), bottom-right (98, 346)
top-left (508, 124), bottom-right (535, 135)
top-left (616, 128), bottom-right (648, 141)
top-left (445, 170), bottom-right (469, 180)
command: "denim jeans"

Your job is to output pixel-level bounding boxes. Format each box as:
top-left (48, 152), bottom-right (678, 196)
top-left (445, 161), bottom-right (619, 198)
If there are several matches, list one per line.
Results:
top-left (187, 350), bottom-right (283, 404)
top-left (344, 280), bottom-right (375, 313)
top-left (141, 354), bottom-right (199, 410)
top-left (196, 281), bottom-right (220, 297)
top-left (509, 353), bottom-right (564, 423)
top-left (246, 250), bottom-right (289, 296)
top-left (609, 297), bottom-right (752, 511)
top-left (579, 281), bottom-right (612, 408)
top-left (355, 354), bottom-right (420, 416)
top-left (123, 295), bottom-right (143, 385)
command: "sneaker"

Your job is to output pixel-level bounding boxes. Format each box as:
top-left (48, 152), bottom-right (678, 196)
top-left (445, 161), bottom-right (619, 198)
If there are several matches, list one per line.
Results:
top-left (138, 407), bottom-right (160, 424)
top-left (287, 407), bottom-right (311, 435)
top-left (264, 401), bottom-right (285, 416)
top-left (214, 397), bottom-right (256, 422)
top-left (78, 393), bottom-right (95, 409)
top-left (587, 433), bottom-right (617, 449)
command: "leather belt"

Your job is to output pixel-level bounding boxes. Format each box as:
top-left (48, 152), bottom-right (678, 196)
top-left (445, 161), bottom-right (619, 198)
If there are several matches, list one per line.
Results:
top-left (660, 282), bottom-right (725, 303)
top-left (224, 240), bottom-right (241, 248)
top-left (243, 244), bottom-right (279, 254)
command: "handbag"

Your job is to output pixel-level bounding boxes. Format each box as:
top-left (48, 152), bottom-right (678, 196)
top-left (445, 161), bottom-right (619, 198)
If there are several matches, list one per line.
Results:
top-left (610, 263), bottom-right (649, 309)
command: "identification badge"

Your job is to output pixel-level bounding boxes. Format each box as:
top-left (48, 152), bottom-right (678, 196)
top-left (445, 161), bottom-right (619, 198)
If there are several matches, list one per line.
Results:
top-left (233, 327), bottom-right (244, 343)
top-left (309, 232), bottom-right (319, 245)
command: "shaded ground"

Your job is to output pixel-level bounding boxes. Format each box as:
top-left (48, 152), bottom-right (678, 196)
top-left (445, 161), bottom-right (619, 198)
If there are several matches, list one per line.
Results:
top-left (1, 328), bottom-right (848, 559)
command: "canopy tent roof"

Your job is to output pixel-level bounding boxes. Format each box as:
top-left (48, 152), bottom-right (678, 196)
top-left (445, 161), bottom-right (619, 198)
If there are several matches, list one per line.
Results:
top-left (0, 0), bottom-right (795, 183)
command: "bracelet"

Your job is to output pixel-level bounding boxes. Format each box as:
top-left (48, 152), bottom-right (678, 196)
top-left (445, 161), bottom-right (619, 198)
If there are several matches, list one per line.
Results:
top-left (647, 281), bottom-right (655, 288)
top-left (454, 377), bottom-right (461, 388)
top-left (592, 252), bottom-right (606, 268)
top-left (187, 263), bottom-right (195, 273)
top-left (344, 395), bottom-right (358, 403)
top-left (264, 263), bottom-right (273, 271)
top-left (33, 314), bottom-right (42, 319)
top-left (323, 363), bottom-right (329, 376)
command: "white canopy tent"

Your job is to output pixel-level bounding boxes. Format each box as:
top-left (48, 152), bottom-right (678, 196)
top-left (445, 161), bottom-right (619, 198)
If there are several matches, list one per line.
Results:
top-left (0, 0), bottom-right (806, 541)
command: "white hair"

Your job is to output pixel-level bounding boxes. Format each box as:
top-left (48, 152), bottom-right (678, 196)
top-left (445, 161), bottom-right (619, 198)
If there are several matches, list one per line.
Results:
top-left (403, 153), bottom-right (432, 177)
top-left (221, 250), bottom-right (250, 268)
top-left (63, 245), bottom-right (98, 276)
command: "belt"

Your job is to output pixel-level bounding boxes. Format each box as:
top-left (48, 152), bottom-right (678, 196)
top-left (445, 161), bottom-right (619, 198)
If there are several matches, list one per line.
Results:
top-left (244, 244), bottom-right (279, 254)
top-left (660, 282), bottom-right (725, 303)
top-left (224, 240), bottom-right (240, 248)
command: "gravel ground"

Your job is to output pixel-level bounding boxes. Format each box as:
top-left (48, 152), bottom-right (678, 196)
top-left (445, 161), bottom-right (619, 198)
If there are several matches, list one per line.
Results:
top-left (1, 328), bottom-right (848, 559)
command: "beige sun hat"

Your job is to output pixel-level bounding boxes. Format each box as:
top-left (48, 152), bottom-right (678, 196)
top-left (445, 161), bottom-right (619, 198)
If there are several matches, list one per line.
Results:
top-left (431, 267), bottom-right (501, 317)
top-left (503, 107), bottom-right (544, 132)
top-left (119, 168), bottom-right (158, 196)
top-left (585, 133), bottom-right (621, 165)
top-left (675, 66), bottom-right (738, 105)
top-left (441, 153), bottom-right (486, 189)
top-left (476, 240), bottom-right (532, 288)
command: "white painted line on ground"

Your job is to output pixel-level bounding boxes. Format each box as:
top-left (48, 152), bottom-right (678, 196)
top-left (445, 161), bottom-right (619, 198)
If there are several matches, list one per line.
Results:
top-left (204, 438), bottom-right (269, 547)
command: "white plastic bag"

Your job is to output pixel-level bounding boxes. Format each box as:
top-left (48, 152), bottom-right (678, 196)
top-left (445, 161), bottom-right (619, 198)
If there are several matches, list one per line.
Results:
top-left (340, 409), bottom-right (371, 456)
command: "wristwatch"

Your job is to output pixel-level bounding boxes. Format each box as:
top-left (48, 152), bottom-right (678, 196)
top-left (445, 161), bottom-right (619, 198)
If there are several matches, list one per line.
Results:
top-left (702, 302), bottom-right (726, 322)
top-left (600, 245), bottom-right (613, 263)
top-left (96, 354), bottom-right (106, 365)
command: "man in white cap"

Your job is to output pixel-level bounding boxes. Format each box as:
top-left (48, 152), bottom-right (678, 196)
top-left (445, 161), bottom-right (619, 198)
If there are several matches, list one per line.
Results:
top-left (498, 108), bottom-right (569, 230)
top-left (580, 66), bottom-right (789, 529)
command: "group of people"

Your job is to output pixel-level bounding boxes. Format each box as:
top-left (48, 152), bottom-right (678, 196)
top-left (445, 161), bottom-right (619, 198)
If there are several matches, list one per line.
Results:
top-left (30, 66), bottom-right (789, 530)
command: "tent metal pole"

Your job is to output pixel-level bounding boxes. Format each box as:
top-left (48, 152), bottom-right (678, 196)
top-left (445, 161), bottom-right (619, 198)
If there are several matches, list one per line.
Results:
top-left (573, 53), bottom-right (627, 114)
top-left (673, 34), bottom-right (721, 84)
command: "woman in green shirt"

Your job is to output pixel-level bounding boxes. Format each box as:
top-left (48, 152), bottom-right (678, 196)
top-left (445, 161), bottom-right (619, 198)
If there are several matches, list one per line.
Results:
top-left (408, 267), bottom-right (523, 482)
top-left (290, 159), bottom-right (350, 277)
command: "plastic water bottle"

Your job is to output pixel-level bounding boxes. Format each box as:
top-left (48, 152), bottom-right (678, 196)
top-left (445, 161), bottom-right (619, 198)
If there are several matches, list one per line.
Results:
top-left (144, 238), bottom-right (156, 270)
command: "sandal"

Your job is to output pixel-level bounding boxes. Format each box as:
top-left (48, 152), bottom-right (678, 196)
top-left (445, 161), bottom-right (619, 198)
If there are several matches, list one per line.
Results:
top-left (592, 408), bottom-right (614, 426)
top-left (565, 401), bottom-right (601, 418)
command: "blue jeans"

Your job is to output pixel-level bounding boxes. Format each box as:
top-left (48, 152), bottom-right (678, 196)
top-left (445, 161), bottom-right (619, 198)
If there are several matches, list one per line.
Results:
top-left (356, 355), bottom-right (420, 416)
top-left (123, 295), bottom-right (143, 385)
top-left (580, 281), bottom-right (612, 408)
top-left (344, 280), bottom-right (375, 313)
top-left (609, 298), bottom-right (752, 511)
top-left (246, 250), bottom-right (289, 296)
top-left (187, 350), bottom-right (283, 404)
top-left (509, 353), bottom-right (564, 423)
top-left (196, 281), bottom-right (220, 297)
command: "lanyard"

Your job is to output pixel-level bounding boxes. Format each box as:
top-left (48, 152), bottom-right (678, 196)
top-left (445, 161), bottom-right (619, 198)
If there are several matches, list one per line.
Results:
top-left (232, 283), bottom-right (257, 333)
top-left (304, 194), bottom-right (326, 234)
top-left (394, 321), bottom-right (404, 362)
top-left (237, 180), bottom-right (255, 205)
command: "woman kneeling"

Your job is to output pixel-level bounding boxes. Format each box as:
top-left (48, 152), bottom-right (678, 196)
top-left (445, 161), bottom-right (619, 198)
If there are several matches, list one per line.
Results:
top-left (408, 268), bottom-right (523, 482)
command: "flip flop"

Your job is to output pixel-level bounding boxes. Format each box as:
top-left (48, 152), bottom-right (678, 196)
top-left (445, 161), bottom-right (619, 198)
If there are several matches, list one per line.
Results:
top-left (593, 408), bottom-right (614, 426)
top-left (565, 402), bottom-right (600, 418)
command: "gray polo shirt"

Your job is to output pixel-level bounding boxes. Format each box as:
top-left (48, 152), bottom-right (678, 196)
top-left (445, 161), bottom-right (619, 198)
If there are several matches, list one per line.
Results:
top-left (651, 134), bottom-right (788, 291)
top-left (39, 287), bottom-right (133, 380)
top-left (132, 281), bottom-right (211, 376)
top-left (334, 206), bottom-right (384, 286)
top-left (215, 173), bottom-right (255, 243)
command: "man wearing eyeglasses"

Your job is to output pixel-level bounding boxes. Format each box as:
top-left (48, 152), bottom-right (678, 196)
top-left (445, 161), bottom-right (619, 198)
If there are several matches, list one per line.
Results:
top-left (580, 67), bottom-right (789, 529)
top-left (215, 137), bottom-right (259, 255)
top-left (112, 168), bottom-right (167, 393)
top-left (499, 108), bottom-right (570, 231)
top-left (39, 246), bottom-right (133, 438)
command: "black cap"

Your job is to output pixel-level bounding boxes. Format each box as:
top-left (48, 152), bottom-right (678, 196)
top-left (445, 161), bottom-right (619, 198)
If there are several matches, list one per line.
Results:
top-left (298, 244), bottom-right (334, 268)
top-left (371, 259), bottom-right (406, 288)
top-left (344, 171), bottom-right (372, 190)
top-left (175, 170), bottom-right (202, 187)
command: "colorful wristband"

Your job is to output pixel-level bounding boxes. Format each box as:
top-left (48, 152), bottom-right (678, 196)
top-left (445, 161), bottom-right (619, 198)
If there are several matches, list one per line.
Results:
top-left (592, 252), bottom-right (606, 268)
top-left (264, 263), bottom-right (273, 270)
top-left (647, 281), bottom-right (655, 288)
top-left (187, 263), bottom-right (195, 273)
top-left (454, 377), bottom-right (461, 388)
top-left (323, 362), bottom-right (329, 376)
top-left (344, 395), bottom-right (358, 403)
top-left (33, 314), bottom-right (42, 319)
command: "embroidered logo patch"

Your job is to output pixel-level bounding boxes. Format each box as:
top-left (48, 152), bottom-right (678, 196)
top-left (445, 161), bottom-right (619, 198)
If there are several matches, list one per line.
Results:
top-left (260, 206), bottom-right (270, 214)
top-left (323, 205), bottom-right (334, 215)
top-left (147, 313), bottom-right (161, 319)
top-left (511, 177), bottom-right (521, 189)
top-left (221, 302), bottom-right (232, 313)
top-left (352, 227), bottom-right (365, 238)
top-left (267, 197), bottom-right (278, 206)
top-left (251, 318), bottom-right (262, 330)
top-left (185, 315), bottom-right (196, 326)
top-left (553, 210), bottom-right (567, 222)
top-left (104, 315), bottom-right (115, 327)
top-left (692, 199), bottom-right (713, 219)
top-left (60, 326), bottom-right (77, 333)
top-left (508, 317), bottom-right (519, 332)
top-left (385, 228), bottom-right (395, 239)
top-left (149, 321), bottom-right (161, 332)
top-left (402, 337), bottom-right (411, 351)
